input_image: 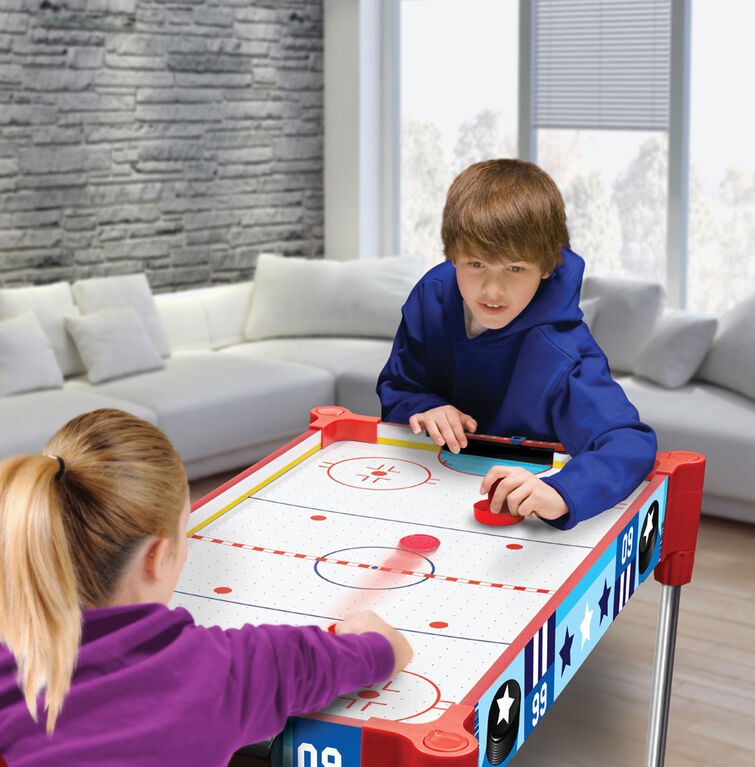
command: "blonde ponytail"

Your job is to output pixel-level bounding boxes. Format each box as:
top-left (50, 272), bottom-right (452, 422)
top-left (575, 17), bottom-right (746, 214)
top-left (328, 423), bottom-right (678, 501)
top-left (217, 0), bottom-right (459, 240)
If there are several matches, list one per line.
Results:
top-left (0, 455), bottom-right (80, 733)
top-left (0, 409), bottom-right (187, 733)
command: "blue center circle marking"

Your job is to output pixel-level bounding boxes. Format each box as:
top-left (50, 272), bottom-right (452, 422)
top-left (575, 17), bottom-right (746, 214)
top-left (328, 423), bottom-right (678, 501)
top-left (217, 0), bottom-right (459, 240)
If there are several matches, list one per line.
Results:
top-left (439, 450), bottom-right (547, 477)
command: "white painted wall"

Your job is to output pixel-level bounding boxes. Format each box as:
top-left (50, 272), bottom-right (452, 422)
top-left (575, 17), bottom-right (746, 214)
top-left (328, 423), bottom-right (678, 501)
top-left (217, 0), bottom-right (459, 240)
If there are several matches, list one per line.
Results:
top-left (324, 0), bottom-right (398, 261)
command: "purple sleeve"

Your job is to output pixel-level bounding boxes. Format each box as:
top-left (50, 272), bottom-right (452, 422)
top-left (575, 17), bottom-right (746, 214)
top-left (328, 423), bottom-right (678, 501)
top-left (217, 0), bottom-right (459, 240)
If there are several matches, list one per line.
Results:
top-left (215, 623), bottom-right (394, 745)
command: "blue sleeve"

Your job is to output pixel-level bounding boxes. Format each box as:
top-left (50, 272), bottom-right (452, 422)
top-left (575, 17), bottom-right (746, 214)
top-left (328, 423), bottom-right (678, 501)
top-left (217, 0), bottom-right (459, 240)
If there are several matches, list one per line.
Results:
top-left (540, 353), bottom-right (657, 530)
top-left (377, 284), bottom-right (449, 423)
top-left (222, 624), bottom-right (395, 745)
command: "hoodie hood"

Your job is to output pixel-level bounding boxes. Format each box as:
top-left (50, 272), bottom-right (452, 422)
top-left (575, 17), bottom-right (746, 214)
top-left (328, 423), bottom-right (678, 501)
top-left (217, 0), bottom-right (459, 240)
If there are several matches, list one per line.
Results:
top-left (443, 247), bottom-right (585, 342)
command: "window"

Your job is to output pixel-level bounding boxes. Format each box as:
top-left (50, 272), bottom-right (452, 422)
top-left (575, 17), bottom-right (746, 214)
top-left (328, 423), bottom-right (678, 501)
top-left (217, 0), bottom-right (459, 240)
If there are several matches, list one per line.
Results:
top-left (532, 0), bottom-right (672, 286)
top-left (400, 0), bottom-right (519, 268)
top-left (539, 130), bottom-right (668, 284)
top-left (687, 0), bottom-right (755, 314)
top-left (398, 1), bottom-right (751, 314)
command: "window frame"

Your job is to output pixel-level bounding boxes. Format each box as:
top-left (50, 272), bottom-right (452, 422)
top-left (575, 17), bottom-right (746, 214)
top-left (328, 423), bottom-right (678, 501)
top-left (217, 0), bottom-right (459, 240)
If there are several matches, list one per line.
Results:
top-left (388, 0), bottom-right (692, 306)
top-left (517, 0), bottom-right (691, 307)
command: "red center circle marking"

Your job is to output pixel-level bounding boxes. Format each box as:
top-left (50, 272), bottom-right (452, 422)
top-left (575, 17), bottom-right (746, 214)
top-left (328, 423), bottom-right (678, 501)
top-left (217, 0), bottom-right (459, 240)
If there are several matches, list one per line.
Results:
top-left (357, 690), bottom-right (381, 699)
top-left (429, 621), bottom-right (448, 629)
top-left (325, 457), bottom-right (433, 490)
top-left (506, 543), bottom-right (523, 550)
top-left (310, 515), bottom-right (327, 521)
top-left (214, 586), bottom-right (232, 594)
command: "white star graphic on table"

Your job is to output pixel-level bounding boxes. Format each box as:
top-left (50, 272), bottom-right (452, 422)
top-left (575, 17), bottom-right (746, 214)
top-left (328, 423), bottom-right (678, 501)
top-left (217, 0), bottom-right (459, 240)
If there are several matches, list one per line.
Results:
top-left (643, 509), bottom-right (655, 545)
top-left (495, 685), bottom-right (515, 725)
top-left (579, 602), bottom-right (593, 649)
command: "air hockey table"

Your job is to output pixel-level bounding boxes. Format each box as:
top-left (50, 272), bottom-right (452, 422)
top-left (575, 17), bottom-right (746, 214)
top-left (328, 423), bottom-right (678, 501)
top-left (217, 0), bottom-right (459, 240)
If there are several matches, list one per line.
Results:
top-left (171, 407), bottom-right (706, 767)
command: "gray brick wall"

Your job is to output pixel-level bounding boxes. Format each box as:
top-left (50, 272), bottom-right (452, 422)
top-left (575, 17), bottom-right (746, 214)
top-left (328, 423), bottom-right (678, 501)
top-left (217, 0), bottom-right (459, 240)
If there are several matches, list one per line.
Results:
top-left (0, 0), bottom-right (324, 291)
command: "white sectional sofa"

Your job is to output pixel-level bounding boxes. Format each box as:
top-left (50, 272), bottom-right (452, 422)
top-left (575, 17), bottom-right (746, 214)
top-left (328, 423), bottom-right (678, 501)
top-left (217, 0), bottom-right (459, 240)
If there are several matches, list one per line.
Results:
top-left (1, 256), bottom-right (753, 523)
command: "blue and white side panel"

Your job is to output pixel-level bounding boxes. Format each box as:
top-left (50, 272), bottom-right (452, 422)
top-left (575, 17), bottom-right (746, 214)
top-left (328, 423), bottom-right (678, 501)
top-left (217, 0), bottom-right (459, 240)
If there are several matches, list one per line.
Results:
top-left (476, 478), bottom-right (667, 766)
top-left (282, 716), bottom-right (362, 767)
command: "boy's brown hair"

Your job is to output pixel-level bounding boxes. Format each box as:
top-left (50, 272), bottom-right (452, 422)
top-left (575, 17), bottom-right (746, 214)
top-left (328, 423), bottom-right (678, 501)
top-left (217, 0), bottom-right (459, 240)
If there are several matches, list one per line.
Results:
top-left (441, 159), bottom-right (569, 273)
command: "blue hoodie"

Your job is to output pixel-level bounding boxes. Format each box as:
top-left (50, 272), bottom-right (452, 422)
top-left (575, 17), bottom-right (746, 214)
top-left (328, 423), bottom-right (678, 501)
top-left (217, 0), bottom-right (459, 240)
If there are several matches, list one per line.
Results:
top-left (377, 249), bottom-right (657, 530)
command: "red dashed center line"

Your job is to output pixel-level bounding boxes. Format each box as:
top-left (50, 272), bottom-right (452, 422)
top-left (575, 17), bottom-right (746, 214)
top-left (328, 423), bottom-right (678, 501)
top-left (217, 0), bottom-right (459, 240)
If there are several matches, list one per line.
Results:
top-left (190, 533), bottom-right (553, 594)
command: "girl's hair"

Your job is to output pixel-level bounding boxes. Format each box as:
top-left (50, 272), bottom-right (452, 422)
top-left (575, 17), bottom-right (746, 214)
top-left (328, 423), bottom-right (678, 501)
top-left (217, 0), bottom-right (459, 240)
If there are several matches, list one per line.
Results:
top-left (0, 408), bottom-right (187, 734)
top-left (441, 158), bottom-right (569, 272)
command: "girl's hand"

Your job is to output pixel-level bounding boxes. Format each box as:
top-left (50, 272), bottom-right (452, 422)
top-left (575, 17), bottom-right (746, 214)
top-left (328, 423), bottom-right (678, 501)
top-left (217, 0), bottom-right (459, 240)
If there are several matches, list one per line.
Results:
top-left (336, 610), bottom-right (413, 677)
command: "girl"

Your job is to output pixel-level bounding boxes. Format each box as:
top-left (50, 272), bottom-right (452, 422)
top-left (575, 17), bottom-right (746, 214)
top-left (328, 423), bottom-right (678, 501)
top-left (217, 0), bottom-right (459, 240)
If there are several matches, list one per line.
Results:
top-left (0, 409), bottom-right (411, 766)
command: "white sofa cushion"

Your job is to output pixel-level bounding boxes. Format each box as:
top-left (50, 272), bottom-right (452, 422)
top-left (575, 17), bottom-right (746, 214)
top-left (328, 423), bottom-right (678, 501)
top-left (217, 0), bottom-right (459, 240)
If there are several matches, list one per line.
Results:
top-left (0, 388), bottom-right (157, 459)
top-left (223, 337), bottom-right (392, 375)
top-left (203, 281), bottom-right (254, 349)
top-left (244, 254), bottom-right (420, 341)
top-left (618, 375), bottom-right (755, 505)
top-left (697, 294), bottom-right (755, 401)
top-left (0, 312), bottom-right (64, 396)
top-left (0, 281), bottom-right (85, 376)
top-left (225, 338), bottom-right (393, 419)
top-left (65, 352), bottom-right (335, 463)
top-left (154, 289), bottom-right (212, 352)
top-left (65, 308), bottom-right (165, 384)
top-left (72, 273), bottom-right (171, 357)
top-left (336, 353), bottom-right (391, 418)
top-left (582, 276), bottom-right (665, 373)
top-left (579, 297), bottom-right (600, 331)
top-left (634, 310), bottom-right (718, 389)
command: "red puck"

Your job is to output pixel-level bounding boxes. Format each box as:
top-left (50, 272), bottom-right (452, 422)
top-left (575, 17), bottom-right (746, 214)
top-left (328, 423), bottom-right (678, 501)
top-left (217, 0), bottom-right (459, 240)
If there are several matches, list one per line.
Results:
top-left (399, 534), bottom-right (440, 553)
top-left (473, 499), bottom-right (523, 526)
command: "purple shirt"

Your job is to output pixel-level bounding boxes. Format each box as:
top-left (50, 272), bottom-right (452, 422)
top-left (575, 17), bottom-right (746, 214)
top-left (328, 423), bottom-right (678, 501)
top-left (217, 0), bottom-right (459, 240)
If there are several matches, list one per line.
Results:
top-left (0, 602), bottom-right (395, 766)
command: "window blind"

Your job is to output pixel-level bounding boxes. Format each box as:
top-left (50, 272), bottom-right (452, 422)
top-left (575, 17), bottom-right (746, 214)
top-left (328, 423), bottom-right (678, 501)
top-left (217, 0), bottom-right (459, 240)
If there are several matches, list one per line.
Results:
top-left (533, 0), bottom-right (671, 130)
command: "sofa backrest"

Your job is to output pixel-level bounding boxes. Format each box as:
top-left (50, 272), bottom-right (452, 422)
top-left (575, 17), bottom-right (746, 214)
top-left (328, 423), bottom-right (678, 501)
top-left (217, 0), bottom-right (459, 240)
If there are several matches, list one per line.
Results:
top-left (154, 281), bottom-right (254, 353)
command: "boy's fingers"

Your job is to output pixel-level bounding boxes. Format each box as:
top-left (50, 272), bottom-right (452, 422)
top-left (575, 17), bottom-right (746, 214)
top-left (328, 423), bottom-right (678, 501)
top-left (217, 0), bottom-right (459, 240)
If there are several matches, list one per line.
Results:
top-left (490, 474), bottom-right (527, 513)
top-left (408, 414), bottom-right (423, 435)
top-left (479, 464), bottom-right (518, 494)
top-left (517, 496), bottom-right (538, 518)
top-left (437, 412), bottom-right (461, 453)
top-left (447, 411), bottom-right (468, 450)
top-left (424, 419), bottom-right (445, 448)
top-left (506, 483), bottom-right (532, 515)
top-left (489, 481), bottom-right (512, 514)
top-left (461, 413), bottom-right (477, 433)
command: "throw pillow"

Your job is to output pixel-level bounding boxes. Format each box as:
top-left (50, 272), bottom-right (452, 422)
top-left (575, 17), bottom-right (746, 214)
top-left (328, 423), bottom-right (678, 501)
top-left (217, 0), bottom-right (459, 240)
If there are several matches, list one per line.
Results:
top-left (154, 289), bottom-right (212, 352)
top-left (0, 312), bottom-right (64, 396)
top-left (244, 254), bottom-right (422, 341)
top-left (0, 281), bottom-right (85, 376)
top-left (634, 310), bottom-right (718, 388)
top-left (203, 281), bottom-right (254, 349)
top-left (72, 273), bottom-right (171, 357)
top-left (579, 296), bottom-right (600, 331)
top-left (581, 276), bottom-right (665, 373)
top-left (64, 308), bottom-right (165, 384)
top-left (697, 293), bottom-right (755, 400)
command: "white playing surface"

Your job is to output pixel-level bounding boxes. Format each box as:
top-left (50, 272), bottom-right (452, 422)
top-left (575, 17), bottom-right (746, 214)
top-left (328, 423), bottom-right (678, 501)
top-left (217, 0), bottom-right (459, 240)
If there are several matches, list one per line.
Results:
top-left (171, 437), bottom-right (643, 724)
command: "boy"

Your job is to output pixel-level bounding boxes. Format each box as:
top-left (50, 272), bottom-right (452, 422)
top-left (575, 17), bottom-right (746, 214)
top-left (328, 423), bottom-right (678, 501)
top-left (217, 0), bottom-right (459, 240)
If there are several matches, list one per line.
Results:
top-left (377, 159), bottom-right (656, 530)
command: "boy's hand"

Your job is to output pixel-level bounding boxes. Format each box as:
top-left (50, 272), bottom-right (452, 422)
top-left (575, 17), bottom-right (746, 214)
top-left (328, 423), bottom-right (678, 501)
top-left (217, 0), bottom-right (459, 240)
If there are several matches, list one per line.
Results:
top-left (336, 610), bottom-right (413, 677)
top-left (409, 405), bottom-right (477, 454)
top-left (480, 466), bottom-right (568, 521)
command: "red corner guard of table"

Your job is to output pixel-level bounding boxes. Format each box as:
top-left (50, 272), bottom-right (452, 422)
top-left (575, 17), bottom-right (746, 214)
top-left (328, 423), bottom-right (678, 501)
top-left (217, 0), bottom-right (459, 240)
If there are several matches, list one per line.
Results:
top-left (361, 704), bottom-right (477, 767)
top-left (309, 406), bottom-right (380, 447)
top-left (652, 451), bottom-right (706, 586)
